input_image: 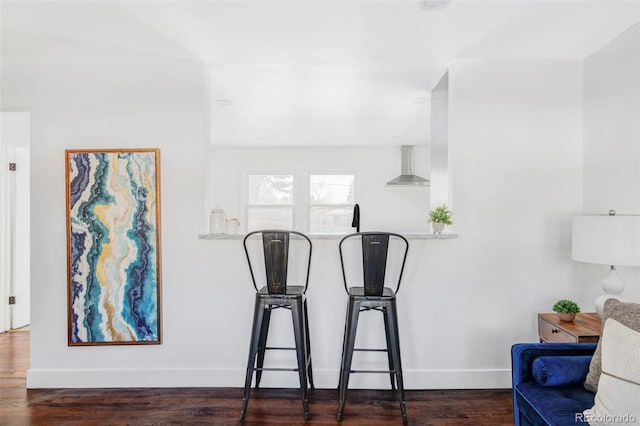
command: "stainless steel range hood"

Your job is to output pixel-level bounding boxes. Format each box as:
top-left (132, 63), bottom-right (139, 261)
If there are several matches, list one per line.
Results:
top-left (386, 145), bottom-right (430, 186)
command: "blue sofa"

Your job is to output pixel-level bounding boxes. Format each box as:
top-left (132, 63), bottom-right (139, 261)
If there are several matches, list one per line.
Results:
top-left (511, 343), bottom-right (597, 426)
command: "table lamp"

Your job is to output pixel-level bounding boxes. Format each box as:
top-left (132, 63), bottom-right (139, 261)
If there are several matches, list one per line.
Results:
top-left (571, 211), bottom-right (640, 316)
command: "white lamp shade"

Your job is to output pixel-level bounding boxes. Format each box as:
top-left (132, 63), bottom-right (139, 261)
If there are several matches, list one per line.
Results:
top-left (572, 215), bottom-right (640, 267)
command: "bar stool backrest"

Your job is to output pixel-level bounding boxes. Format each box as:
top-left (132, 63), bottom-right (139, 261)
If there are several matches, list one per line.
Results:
top-left (244, 230), bottom-right (312, 294)
top-left (339, 232), bottom-right (409, 296)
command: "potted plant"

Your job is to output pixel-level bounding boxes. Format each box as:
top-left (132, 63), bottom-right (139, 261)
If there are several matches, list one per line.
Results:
top-left (552, 299), bottom-right (580, 322)
top-left (428, 204), bottom-right (453, 234)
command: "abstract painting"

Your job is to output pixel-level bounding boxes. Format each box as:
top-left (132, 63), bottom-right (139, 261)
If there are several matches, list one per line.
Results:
top-left (66, 149), bottom-right (161, 345)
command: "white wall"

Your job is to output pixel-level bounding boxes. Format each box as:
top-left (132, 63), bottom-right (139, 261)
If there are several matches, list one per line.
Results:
top-left (445, 57), bottom-right (585, 350)
top-left (582, 23), bottom-right (640, 305)
top-left (0, 52), bottom-right (217, 386)
top-left (1, 113), bottom-right (30, 148)
top-left (430, 72), bottom-right (451, 210)
top-left (3, 54), bottom-right (586, 390)
top-left (1, 19), bottom-right (606, 389)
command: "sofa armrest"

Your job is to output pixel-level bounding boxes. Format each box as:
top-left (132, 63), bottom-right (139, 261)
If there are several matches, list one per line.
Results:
top-left (511, 343), bottom-right (597, 426)
top-left (512, 343), bottom-right (597, 387)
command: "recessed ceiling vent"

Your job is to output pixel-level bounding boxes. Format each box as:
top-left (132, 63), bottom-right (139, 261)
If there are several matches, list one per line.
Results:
top-left (386, 145), bottom-right (430, 186)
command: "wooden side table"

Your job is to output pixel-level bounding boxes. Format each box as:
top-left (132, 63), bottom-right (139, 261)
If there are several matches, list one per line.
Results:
top-left (538, 313), bottom-right (601, 343)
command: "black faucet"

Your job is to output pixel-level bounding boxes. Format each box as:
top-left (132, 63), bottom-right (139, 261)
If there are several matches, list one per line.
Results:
top-left (351, 203), bottom-right (360, 232)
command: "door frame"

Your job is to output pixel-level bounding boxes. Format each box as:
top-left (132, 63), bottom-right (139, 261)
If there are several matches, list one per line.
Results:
top-left (0, 111), bottom-right (31, 332)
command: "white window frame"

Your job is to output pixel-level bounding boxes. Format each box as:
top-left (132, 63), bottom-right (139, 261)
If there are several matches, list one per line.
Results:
top-left (244, 170), bottom-right (358, 234)
top-left (245, 171), bottom-right (296, 231)
top-left (308, 172), bottom-right (357, 234)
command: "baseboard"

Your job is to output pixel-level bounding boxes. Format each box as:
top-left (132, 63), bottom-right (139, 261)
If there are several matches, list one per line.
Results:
top-left (27, 367), bottom-right (512, 389)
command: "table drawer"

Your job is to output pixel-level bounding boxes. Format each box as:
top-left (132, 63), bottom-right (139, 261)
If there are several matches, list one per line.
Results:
top-left (538, 318), bottom-right (577, 343)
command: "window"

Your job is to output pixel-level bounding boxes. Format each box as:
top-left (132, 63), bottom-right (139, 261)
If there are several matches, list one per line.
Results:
top-left (245, 172), bottom-right (356, 233)
top-left (309, 174), bottom-right (355, 234)
top-left (247, 174), bottom-right (294, 231)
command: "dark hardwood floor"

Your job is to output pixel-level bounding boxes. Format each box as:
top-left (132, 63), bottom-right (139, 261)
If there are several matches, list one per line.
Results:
top-left (0, 331), bottom-right (513, 425)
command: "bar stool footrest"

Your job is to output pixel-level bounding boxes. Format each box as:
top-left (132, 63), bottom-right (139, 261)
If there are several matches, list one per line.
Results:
top-left (253, 367), bottom-right (300, 372)
top-left (354, 348), bottom-right (388, 352)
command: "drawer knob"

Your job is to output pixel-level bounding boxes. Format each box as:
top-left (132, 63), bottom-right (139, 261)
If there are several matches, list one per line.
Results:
top-left (552, 329), bottom-right (558, 334)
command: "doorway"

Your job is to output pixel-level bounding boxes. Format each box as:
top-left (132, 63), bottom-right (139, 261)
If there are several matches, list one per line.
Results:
top-left (1, 112), bottom-right (31, 332)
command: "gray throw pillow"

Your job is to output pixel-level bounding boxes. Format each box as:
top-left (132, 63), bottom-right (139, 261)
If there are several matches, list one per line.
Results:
top-left (584, 298), bottom-right (640, 392)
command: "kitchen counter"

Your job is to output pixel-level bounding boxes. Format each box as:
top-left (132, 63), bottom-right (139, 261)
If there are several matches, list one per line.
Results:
top-left (198, 232), bottom-right (457, 240)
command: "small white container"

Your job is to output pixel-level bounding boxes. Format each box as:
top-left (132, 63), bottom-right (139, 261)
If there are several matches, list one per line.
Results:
top-left (209, 209), bottom-right (227, 234)
top-left (227, 218), bottom-right (240, 235)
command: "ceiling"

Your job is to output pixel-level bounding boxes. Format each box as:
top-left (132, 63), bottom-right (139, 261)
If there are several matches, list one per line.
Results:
top-left (2, 0), bottom-right (639, 146)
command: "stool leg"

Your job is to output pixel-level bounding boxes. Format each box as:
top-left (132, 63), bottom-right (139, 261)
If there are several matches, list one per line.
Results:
top-left (241, 297), bottom-right (265, 420)
top-left (291, 299), bottom-right (311, 420)
top-left (337, 297), bottom-right (360, 421)
top-left (337, 301), bottom-right (350, 392)
top-left (386, 302), bottom-right (407, 424)
top-left (303, 299), bottom-right (314, 390)
top-left (255, 306), bottom-right (272, 388)
top-left (383, 307), bottom-right (397, 391)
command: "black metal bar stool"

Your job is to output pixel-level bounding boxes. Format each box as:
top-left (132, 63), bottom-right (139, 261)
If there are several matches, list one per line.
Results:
top-left (336, 232), bottom-right (409, 423)
top-left (241, 230), bottom-right (314, 420)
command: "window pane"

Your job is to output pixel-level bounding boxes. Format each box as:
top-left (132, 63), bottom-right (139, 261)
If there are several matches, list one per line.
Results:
top-left (248, 207), bottom-right (294, 231)
top-left (249, 174), bottom-right (293, 205)
top-left (310, 175), bottom-right (354, 204)
top-left (309, 206), bottom-right (352, 234)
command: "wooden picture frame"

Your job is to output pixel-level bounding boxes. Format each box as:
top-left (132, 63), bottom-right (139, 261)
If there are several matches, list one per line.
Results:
top-left (65, 148), bottom-right (162, 345)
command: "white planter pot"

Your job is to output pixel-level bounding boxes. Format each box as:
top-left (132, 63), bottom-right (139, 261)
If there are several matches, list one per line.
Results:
top-left (431, 222), bottom-right (445, 234)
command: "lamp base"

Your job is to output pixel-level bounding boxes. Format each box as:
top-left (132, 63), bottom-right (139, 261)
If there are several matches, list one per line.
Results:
top-left (602, 265), bottom-right (625, 294)
top-left (595, 266), bottom-right (625, 317)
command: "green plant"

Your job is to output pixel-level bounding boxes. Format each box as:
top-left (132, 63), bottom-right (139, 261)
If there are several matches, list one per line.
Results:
top-left (428, 204), bottom-right (453, 225)
top-left (552, 299), bottom-right (580, 314)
